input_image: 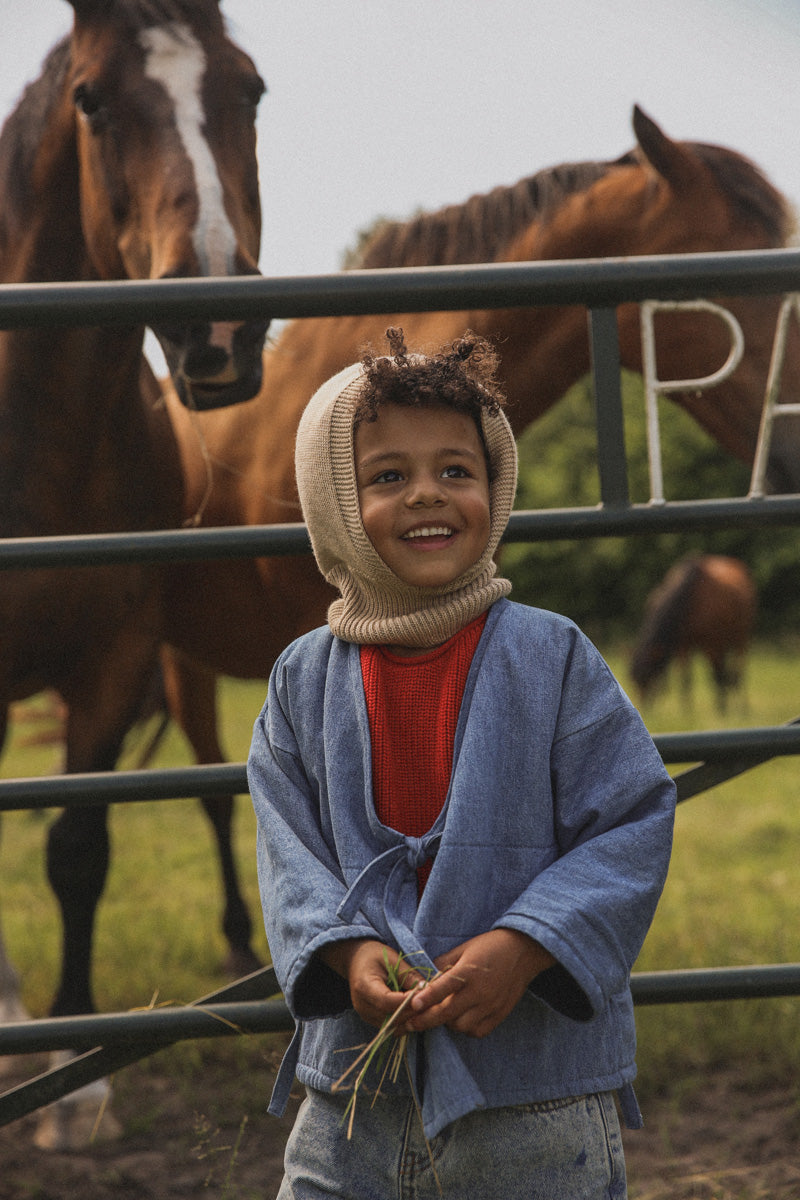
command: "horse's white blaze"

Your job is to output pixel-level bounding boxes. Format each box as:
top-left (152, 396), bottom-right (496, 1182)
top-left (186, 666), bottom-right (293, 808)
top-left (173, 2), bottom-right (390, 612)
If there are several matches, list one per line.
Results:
top-left (140, 25), bottom-right (236, 280)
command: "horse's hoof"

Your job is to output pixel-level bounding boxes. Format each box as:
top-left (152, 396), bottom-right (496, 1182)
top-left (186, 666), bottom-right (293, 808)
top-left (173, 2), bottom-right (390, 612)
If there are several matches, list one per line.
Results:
top-left (34, 1100), bottom-right (123, 1151)
top-left (0, 994), bottom-right (30, 1025)
top-left (33, 1088), bottom-right (123, 1151)
top-left (0, 996), bottom-right (33, 1078)
top-left (32, 1055), bottom-right (122, 1150)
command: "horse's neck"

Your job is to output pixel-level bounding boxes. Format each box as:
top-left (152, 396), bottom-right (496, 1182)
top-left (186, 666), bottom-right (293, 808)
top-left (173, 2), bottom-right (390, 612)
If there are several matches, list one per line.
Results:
top-left (0, 113), bottom-right (175, 534)
top-left (0, 86), bottom-right (88, 279)
top-left (0, 103), bottom-right (145, 397)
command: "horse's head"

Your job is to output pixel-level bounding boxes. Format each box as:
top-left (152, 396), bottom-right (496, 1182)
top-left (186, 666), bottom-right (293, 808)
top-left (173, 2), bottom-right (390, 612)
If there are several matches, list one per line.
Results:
top-left (619, 108), bottom-right (800, 493)
top-left (65, 0), bottom-right (267, 408)
top-left (517, 107), bottom-right (800, 493)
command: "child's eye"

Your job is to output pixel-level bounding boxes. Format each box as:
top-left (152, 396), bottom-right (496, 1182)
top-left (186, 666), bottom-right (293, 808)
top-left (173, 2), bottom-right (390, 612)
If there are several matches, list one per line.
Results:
top-left (373, 469), bottom-right (403, 484)
top-left (442, 464), bottom-right (469, 479)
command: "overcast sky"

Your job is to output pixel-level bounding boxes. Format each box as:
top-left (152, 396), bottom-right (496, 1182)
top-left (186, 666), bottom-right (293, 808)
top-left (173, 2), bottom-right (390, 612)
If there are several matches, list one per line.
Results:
top-left (3, 0), bottom-right (800, 281)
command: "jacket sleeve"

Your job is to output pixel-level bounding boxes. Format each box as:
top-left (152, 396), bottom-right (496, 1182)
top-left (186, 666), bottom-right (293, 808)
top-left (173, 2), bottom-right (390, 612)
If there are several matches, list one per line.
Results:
top-left (247, 656), bottom-right (381, 1019)
top-left (496, 627), bottom-right (676, 1020)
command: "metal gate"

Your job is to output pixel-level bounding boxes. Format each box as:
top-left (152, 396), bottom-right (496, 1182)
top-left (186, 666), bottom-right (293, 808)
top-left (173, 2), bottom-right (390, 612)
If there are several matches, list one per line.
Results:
top-left (1, 250), bottom-right (800, 1125)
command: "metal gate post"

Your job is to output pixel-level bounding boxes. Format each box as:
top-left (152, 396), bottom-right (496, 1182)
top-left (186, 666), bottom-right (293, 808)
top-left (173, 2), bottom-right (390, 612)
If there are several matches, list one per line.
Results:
top-left (588, 307), bottom-right (629, 508)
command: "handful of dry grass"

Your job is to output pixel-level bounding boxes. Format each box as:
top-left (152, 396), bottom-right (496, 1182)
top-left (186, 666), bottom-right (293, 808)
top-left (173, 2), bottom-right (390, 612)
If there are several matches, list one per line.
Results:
top-left (332, 951), bottom-right (442, 1191)
top-left (332, 951), bottom-right (428, 1136)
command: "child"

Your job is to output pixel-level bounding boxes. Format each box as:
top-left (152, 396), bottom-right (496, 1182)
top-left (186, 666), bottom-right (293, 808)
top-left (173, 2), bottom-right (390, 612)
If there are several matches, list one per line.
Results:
top-left (248, 328), bottom-right (676, 1199)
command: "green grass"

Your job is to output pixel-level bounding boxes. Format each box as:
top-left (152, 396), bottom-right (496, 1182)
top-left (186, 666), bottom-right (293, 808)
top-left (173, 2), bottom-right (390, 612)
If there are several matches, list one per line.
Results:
top-left (1, 677), bottom-right (270, 1014)
top-left (603, 638), bottom-right (800, 1098)
top-left (2, 647), bottom-right (799, 1098)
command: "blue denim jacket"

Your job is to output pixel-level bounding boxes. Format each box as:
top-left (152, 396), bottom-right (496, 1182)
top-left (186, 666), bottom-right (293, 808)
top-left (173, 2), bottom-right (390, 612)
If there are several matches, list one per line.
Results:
top-left (248, 599), bottom-right (676, 1138)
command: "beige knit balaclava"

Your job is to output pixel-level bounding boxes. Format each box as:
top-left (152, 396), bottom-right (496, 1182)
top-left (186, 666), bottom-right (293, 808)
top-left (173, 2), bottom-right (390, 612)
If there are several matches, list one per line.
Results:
top-left (294, 357), bottom-right (518, 648)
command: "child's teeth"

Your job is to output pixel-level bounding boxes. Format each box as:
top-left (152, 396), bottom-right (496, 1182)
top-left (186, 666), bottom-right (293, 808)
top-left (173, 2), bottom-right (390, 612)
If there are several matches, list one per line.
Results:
top-left (405, 527), bottom-right (452, 538)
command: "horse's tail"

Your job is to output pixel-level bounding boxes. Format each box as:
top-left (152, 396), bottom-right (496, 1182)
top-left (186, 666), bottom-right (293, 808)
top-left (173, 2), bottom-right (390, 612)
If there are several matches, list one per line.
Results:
top-left (631, 555), bottom-right (704, 690)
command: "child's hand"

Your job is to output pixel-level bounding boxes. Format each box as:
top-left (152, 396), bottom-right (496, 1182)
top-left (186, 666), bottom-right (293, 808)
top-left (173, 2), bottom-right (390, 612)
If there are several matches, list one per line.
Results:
top-left (405, 929), bottom-right (555, 1038)
top-left (321, 938), bottom-right (425, 1030)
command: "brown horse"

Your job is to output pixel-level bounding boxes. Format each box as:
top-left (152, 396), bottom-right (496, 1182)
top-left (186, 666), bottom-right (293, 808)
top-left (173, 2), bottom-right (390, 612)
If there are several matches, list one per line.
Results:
top-left (631, 555), bottom-right (758, 711)
top-left (0, 0), bottom-right (266, 1145)
top-left (157, 105), bottom-right (800, 696)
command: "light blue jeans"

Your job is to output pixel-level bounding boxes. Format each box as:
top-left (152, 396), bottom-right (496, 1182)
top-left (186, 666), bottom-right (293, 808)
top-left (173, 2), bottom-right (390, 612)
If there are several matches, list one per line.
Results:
top-left (276, 1086), bottom-right (627, 1199)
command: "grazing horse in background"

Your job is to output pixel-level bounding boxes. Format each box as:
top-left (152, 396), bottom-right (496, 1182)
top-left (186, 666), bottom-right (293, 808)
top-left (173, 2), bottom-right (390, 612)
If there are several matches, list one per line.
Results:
top-left (0, 0), bottom-right (266, 1146)
top-left (631, 555), bottom-right (758, 711)
top-left (155, 105), bottom-right (800, 780)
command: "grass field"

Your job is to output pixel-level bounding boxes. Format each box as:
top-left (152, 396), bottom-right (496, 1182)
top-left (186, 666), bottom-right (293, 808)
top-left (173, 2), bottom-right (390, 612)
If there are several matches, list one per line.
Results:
top-left (2, 639), bottom-right (799, 1100)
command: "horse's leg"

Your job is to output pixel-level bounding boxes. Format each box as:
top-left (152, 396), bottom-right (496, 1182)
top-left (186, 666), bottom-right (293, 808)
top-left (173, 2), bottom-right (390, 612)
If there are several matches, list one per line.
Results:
top-left (0, 905), bottom-right (31, 1086)
top-left (0, 907), bottom-right (28, 1026)
top-left (0, 917), bottom-right (28, 1031)
top-left (33, 640), bottom-right (160, 1150)
top-left (0, 705), bottom-right (29, 1029)
top-left (730, 649), bottom-right (750, 715)
top-left (45, 803), bottom-right (110, 1020)
top-left (0, 705), bottom-right (29, 1095)
top-left (160, 645), bottom-right (261, 976)
top-left (676, 650), bottom-right (694, 711)
top-left (707, 654), bottom-right (730, 716)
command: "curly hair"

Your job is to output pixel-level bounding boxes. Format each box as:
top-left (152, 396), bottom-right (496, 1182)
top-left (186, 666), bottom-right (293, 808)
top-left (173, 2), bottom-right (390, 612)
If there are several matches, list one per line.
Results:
top-left (353, 327), bottom-right (507, 427)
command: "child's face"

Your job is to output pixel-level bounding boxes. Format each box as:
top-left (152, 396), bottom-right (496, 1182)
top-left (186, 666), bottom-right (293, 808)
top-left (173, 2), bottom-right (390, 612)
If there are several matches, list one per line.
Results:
top-left (354, 403), bottom-right (491, 589)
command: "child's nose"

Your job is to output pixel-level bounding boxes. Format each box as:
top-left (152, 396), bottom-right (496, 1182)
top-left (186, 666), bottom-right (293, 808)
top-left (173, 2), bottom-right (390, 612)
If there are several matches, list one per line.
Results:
top-left (407, 475), bottom-right (446, 506)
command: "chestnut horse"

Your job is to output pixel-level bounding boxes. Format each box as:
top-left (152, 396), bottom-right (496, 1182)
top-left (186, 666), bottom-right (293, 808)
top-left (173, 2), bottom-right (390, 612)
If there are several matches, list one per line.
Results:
top-left (631, 555), bottom-right (758, 711)
top-left (158, 104), bottom-right (800, 709)
top-left (0, 0), bottom-right (266, 1145)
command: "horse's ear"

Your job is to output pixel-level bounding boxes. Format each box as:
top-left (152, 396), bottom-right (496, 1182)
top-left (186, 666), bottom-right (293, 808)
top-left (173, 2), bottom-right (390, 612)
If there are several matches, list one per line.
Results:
top-left (632, 104), bottom-right (704, 193)
top-left (63, 0), bottom-right (107, 16)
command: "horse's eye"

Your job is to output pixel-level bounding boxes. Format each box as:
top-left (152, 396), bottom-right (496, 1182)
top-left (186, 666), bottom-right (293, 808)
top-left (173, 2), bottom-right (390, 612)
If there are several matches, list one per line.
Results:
top-left (73, 83), bottom-right (103, 120)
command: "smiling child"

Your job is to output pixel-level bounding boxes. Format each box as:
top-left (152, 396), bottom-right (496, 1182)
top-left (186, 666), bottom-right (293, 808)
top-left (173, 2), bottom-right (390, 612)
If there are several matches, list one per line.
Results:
top-left (248, 327), bottom-right (676, 1199)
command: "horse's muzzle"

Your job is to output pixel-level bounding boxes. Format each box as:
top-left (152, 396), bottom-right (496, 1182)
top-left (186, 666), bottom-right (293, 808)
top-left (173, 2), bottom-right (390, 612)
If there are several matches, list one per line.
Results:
top-left (154, 317), bottom-right (269, 410)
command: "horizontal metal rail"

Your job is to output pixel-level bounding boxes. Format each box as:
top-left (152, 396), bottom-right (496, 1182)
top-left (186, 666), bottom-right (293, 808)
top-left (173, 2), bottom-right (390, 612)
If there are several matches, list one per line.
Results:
top-left (630, 964), bottom-right (800, 1005)
top-left (4, 724), bottom-right (800, 812)
top-left (4, 495), bottom-right (800, 573)
top-left (1, 964), bottom-right (798, 1057)
top-left (0, 966), bottom-right (280, 1127)
top-left (0, 249), bottom-right (800, 329)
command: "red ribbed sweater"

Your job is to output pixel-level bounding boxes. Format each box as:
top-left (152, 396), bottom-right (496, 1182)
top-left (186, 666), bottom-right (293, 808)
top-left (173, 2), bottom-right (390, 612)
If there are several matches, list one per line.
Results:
top-left (359, 613), bottom-right (486, 893)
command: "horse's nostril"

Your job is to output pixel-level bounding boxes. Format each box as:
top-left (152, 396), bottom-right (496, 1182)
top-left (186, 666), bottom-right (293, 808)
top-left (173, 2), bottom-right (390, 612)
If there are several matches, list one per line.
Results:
top-left (183, 343), bottom-right (230, 379)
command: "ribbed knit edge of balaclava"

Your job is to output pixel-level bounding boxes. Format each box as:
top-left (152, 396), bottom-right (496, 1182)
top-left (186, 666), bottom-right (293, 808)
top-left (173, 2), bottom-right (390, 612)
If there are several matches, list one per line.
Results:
top-left (294, 359), bottom-right (518, 648)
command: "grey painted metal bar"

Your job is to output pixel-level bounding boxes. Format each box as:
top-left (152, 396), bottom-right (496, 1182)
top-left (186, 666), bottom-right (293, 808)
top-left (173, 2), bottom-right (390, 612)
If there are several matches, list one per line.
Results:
top-left (0, 763), bottom-right (247, 811)
top-left (2, 963), bottom-right (799, 1057)
top-left (0, 250), bottom-right (799, 328)
top-left (588, 307), bottom-right (629, 507)
top-left (658, 723), bottom-right (800, 761)
top-left (0, 1000), bottom-right (291, 1054)
top-left (0, 966), bottom-right (279, 1128)
top-left (3, 496), bottom-right (800, 573)
top-left (630, 964), bottom-right (800, 1004)
top-left (503, 496), bottom-right (800, 539)
top-left (4, 724), bottom-right (800, 812)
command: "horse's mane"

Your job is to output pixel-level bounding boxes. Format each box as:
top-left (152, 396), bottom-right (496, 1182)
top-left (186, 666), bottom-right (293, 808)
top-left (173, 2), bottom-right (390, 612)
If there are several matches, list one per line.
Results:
top-left (356, 156), bottom-right (636, 268)
top-left (0, 40), bottom-right (72, 234)
top-left (690, 142), bottom-right (791, 246)
top-left (631, 556), bottom-right (704, 685)
top-left (356, 140), bottom-right (792, 269)
top-left (72, 0), bottom-right (225, 26)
